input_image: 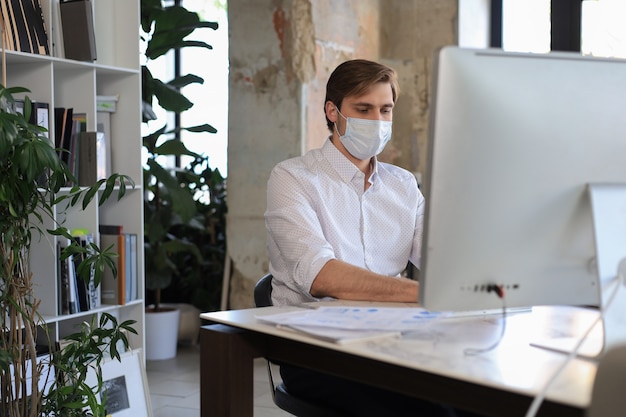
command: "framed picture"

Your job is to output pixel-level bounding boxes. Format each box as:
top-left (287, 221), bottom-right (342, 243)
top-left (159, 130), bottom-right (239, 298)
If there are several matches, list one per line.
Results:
top-left (31, 101), bottom-right (50, 138)
top-left (86, 349), bottom-right (152, 417)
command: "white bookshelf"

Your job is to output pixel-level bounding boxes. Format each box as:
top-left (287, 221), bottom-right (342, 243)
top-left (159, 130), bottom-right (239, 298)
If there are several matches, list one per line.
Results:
top-left (4, 0), bottom-right (144, 352)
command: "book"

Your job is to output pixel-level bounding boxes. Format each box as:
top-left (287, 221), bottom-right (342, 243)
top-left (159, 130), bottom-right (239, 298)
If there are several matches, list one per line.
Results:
top-left (125, 234), bottom-right (132, 303)
top-left (51, 0), bottom-right (65, 58)
top-left (125, 234), bottom-right (138, 303)
top-left (74, 251), bottom-right (90, 312)
top-left (60, 0), bottom-right (97, 61)
top-left (129, 234), bottom-right (138, 301)
top-left (99, 224), bottom-right (124, 235)
top-left (96, 111), bottom-right (112, 177)
top-left (72, 112), bottom-right (87, 137)
top-left (69, 112), bottom-right (87, 180)
top-left (54, 107), bottom-right (74, 167)
top-left (53, 107), bottom-right (65, 149)
top-left (100, 231), bottom-right (126, 305)
top-left (58, 238), bottom-right (78, 314)
top-left (57, 241), bottom-right (70, 315)
top-left (71, 230), bottom-right (100, 311)
top-left (85, 234), bottom-right (100, 310)
top-left (78, 131), bottom-right (107, 186)
top-left (68, 250), bottom-right (80, 313)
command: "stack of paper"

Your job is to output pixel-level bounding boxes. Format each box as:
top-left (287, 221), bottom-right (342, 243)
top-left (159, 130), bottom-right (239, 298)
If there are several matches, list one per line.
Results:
top-left (256, 307), bottom-right (444, 344)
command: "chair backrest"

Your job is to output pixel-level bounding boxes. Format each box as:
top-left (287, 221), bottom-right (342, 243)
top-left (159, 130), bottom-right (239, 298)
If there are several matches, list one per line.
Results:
top-left (588, 344), bottom-right (626, 417)
top-left (254, 273), bottom-right (274, 307)
top-left (252, 272), bottom-right (347, 417)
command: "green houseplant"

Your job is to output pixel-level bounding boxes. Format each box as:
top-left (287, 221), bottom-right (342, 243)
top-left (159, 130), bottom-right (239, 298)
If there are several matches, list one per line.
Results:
top-left (40, 314), bottom-right (136, 417)
top-left (141, 0), bottom-right (225, 314)
top-left (156, 154), bottom-right (226, 313)
top-left (0, 84), bottom-right (136, 416)
top-left (141, 0), bottom-right (226, 357)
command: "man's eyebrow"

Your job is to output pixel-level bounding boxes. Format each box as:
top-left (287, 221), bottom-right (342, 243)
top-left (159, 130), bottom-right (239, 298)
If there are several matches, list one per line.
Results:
top-left (351, 102), bottom-right (394, 108)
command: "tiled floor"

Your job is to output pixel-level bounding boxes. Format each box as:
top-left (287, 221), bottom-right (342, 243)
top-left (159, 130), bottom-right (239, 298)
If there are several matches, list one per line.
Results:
top-left (146, 343), bottom-right (291, 417)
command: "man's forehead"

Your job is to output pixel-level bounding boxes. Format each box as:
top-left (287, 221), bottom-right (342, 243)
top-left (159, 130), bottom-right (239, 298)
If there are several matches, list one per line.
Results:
top-left (344, 82), bottom-right (394, 106)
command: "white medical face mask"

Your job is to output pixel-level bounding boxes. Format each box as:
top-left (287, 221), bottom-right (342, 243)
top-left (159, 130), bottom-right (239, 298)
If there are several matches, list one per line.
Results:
top-left (335, 107), bottom-right (392, 160)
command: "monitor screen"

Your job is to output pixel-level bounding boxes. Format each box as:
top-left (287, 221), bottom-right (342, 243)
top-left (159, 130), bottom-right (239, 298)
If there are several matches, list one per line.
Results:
top-left (419, 47), bottom-right (626, 312)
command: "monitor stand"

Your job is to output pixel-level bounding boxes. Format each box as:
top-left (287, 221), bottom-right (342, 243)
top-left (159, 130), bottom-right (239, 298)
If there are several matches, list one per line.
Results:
top-left (531, 184), bottom-right (626, 359)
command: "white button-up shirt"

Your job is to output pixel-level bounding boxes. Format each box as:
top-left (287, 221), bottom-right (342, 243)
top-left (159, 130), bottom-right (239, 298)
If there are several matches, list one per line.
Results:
top-left (265, 139), bottom-right (425, 305)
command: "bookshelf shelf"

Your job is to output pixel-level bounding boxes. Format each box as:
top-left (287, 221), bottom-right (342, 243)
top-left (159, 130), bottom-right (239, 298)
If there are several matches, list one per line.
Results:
top-left (4, 0), bottom-right (144, 352)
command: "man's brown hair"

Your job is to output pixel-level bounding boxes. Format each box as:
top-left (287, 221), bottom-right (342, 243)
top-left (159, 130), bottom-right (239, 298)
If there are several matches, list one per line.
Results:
top-left (324, 59), bottom-right (399, 131)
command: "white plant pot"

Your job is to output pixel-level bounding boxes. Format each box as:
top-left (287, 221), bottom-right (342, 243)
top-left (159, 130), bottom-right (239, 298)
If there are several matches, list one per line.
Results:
top-left (174, 303), bottom-right (201, 345)
top-left (145, 306), bottom-right (180, 360)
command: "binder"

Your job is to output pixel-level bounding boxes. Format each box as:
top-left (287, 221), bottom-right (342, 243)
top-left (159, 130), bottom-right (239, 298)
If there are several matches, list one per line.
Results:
top-left (100, 231), bottom-right (126, 305)
top-left (59, 0), bottom-right (96, 61)
top-left (78, 131), bottom-right (107, 186)
top-left (54, 107), bottom-right (74, 166)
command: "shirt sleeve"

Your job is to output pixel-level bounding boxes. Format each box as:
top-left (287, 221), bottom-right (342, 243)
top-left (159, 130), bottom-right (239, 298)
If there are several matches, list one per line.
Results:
top-left (265, 162), bottom-right (336, 297)
top-left (409, 188), bottom-right (426, 269)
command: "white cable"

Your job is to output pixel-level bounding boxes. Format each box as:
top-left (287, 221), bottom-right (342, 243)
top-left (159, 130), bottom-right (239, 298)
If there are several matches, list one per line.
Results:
top-left (523, 273), bottom-right (624, 417)
top-left (464, 295), bottom-right (507, 356)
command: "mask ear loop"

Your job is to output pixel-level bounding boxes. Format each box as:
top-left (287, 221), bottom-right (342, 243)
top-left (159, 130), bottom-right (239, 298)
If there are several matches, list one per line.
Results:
top-left (334, 123), bottom-right (342, 138)
top-left (334, 105), bottom-right (347, 137)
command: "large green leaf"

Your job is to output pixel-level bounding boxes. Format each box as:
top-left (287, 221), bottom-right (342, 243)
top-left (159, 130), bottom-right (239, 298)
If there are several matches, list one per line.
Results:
top-left (146, 159), bottom-right (197, 222)
top-left (152, 77), bottom-right (193, 113)
top-left (154, 138), bottom-right (200, 158)
top-left (145, 6), bottom-right (217, 60)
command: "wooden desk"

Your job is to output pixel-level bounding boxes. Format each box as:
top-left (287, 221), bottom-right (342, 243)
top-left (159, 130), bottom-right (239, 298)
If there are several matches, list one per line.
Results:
top-left (200, 304), bottom-right (598, 417)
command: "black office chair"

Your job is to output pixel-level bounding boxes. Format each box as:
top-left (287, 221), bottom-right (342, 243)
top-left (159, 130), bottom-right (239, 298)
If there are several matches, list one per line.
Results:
top-left (254, 273), bottom-right (347, 417)
top-left (588, 344), bottom-right (626, 417)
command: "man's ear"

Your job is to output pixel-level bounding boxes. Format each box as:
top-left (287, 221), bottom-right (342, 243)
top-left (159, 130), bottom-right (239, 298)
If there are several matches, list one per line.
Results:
top-left (325, 101), bottom-right (338, 123)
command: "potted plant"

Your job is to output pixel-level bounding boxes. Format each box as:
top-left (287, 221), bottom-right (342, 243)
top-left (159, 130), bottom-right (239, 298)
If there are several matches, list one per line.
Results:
top-left (158, 154), bottom-right (226, 315)
top-left (40, 313), bottom-right (136, 417)
top-left (143, 130), bottom-right (203, 360)
top-left (0, 83), bottom-right (136, 416)
top-left (144, 149), bottom-right (226, 348)
top-left (141, 0), bottom-right (223, 359)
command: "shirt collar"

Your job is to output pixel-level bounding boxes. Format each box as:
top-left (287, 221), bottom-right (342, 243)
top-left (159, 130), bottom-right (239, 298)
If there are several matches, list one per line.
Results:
top-left (322, 137), bottom-right (379, 184)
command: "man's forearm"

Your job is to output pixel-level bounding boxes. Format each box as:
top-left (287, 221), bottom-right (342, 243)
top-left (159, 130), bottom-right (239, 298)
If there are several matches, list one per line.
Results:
top-left (310, 259), bottom-right (419, 302)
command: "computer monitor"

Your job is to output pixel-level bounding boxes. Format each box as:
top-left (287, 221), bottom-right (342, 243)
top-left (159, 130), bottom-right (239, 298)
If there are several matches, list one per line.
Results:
top-left (419, 47), bottom-right (626, 316)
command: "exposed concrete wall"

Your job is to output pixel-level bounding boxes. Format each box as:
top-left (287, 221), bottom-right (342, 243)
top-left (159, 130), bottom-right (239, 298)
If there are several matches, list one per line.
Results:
top-left (305, 0), bottom-right (381, 151)
top-left (226, 0), bottom-right (305, 308)
top-left (378, 1), bottom-right (458, 182)
top-left (226, 0), bottom-right (458, 309)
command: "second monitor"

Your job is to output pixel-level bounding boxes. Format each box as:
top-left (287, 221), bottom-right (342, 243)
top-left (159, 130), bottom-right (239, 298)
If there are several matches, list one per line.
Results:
top-left (420, 47), bottom-right (626, 313)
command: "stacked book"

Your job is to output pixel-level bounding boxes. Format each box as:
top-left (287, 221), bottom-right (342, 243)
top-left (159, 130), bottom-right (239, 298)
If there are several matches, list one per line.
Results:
top-left (1, 0), bottom-right (49, 55)
top-left (99, 225), bottom-right (139, 306)
top-left (57, 229), bottom-right (100, 315)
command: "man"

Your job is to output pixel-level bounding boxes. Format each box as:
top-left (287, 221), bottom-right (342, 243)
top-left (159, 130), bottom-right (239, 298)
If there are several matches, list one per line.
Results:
top-left (265, 59), bottom-right (476, 416)
top-left (266, 59), bottom-right (422, 306)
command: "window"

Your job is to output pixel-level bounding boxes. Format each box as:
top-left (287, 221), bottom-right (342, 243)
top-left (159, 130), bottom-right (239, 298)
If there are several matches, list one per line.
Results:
top-left (142, 0), bottom-right (229, 176)
top-left (582, 0), bottom-right (626, 58)
top-left (502, 0), bottom-right (550, 53)
top-left (180, 0), bottom-right (229, 176)
top-left (500, 0), bottom-right (626, 58)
